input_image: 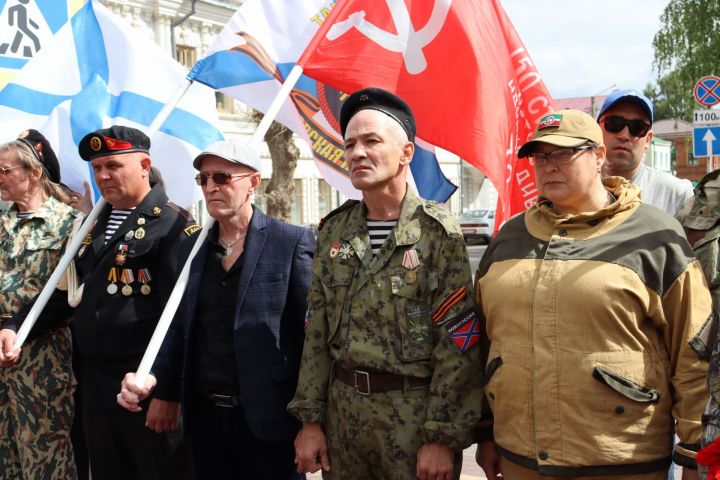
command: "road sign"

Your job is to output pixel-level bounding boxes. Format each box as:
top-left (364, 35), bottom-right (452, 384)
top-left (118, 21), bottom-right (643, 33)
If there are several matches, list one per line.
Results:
top-left (695, 109), bottom-right (720, 125)
top-left (693, 126), bottom-right (720, 157)
top-left (694, 76), bottom-right (720, 107)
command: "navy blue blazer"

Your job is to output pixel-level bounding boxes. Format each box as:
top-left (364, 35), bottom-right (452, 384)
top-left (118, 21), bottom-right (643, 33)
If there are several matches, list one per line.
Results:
top-left (153, 206), bottom-right (314, 443)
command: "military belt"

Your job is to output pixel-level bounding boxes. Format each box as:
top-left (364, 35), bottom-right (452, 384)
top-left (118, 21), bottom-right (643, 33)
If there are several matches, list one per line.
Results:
top-left (205, 393), bottom-right (242, 408)
top-left (333, 365), bottom-right (429, 396)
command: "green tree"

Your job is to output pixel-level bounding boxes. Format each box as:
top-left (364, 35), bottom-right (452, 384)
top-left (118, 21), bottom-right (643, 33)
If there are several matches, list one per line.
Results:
top-left (649, 0), bottom-right (720, 121)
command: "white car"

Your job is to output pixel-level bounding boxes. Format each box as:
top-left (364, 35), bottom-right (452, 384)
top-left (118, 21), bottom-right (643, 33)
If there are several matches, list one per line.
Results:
top-left (459, 209), bottom-right (495, 244)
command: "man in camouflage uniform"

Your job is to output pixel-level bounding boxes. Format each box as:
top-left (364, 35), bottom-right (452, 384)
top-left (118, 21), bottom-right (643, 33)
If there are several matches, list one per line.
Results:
top-left (289, 88), bottom-right (482, 480)
top-left (677, 169), bottom-right (720, 479)
top-left (0, 130), bottom-right (81, 479)
top-left (1, 126), bottom-right (198, 480)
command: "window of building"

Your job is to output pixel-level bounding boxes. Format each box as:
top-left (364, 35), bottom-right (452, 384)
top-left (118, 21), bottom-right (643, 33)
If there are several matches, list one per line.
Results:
top-left (317, 179), bottom-right (333, 219)
top-left (291, 179), bottom-right (304, 226)
top-left (175, 45), bottom-right (196, 70)
top-left (216, 92), bottom-right (235, 114)
top-left (254, 179), bottom-right (304, 225)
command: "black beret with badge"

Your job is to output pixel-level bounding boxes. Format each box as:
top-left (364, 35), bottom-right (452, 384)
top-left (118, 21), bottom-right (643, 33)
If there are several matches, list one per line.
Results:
top-left (78, 125), bottom-right (151, 161)
top-left (339, 87), bottom-right (416, 142)
top-left (17, 129), bottom-right (61, 184)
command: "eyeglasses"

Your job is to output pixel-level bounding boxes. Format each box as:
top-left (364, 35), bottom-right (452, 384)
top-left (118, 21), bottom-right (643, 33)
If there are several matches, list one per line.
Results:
top-left (600, 115), bottom-right (651, 138)
top-left (194, 171), bottom-right (255, 186)
top-left (0, 165), bottom-right (24, 175)
top-left (528, 146), bottom-right (595, 167)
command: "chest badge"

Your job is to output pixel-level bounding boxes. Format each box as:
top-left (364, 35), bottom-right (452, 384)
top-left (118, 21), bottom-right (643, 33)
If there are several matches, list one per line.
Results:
top-left (134, 227), bottom-right (146, 240)
top-left (124, 230), bottom-right (134, 241)
top-left (338, 243), bottom-right (354, 260)
top-left (329, 242), bottom-right (341, 258)
top-left (402, 249), bottom-right (421, 270)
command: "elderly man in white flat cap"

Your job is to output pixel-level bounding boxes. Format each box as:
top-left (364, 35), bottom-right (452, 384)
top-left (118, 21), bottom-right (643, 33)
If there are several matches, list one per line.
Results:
top-left (118, 139), bottom-right (314, 480)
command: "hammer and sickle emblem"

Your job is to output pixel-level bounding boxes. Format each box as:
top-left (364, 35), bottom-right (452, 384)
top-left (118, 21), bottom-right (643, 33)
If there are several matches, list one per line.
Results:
top-left (326, 0), bottom-right (452, 75)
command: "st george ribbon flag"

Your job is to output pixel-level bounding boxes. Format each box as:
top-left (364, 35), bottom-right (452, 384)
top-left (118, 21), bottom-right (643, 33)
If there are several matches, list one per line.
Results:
top-left (187, 0), bottom-right (457, 203)
top-left (0, 0), bottom-right (223, 207)
top-left (298, 0), bottom-right (557, 227)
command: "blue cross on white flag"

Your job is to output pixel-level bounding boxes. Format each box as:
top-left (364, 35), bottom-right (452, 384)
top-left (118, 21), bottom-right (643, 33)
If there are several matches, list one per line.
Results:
top-left (0, 0), bottom-right (223, 207)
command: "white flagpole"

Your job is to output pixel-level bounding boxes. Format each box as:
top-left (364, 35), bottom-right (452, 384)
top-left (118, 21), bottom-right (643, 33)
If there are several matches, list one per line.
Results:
top-left (11, 79), bottom-right (195, 351)
top-left (133, 65), bottom-right (305, 388)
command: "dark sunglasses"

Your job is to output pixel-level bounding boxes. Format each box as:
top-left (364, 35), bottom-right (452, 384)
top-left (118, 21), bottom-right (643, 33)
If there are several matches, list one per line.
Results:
top-left (600, 115), bottom-right (651, 138)
top-left (194, 171), bottom-right (254, 186)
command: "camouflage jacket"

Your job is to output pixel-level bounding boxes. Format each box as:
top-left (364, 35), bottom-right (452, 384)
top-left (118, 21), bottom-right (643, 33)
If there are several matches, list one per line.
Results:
top-left (0, 196), bottom-right (81, 316)
top-left (695, 225), bottom-right (720, 452)
top-left (288, 188), bottom-right (482, 448)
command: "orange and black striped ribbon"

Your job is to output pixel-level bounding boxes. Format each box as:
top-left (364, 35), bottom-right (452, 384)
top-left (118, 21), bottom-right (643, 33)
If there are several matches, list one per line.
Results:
top-left (432, 286), bottom-right (468, 323)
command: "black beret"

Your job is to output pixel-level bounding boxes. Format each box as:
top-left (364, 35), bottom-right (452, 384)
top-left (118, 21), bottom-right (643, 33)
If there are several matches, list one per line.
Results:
top-left (340, 87), bottom-right (416, 142)
top-left (78, 125), bottom-right (151, 161)
top-left (17, 129), bottom-right (61, 184)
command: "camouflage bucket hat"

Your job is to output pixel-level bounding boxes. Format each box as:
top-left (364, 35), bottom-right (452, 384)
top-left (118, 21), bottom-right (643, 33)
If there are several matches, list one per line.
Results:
top-left (680, 169), bottom-right (720, 230)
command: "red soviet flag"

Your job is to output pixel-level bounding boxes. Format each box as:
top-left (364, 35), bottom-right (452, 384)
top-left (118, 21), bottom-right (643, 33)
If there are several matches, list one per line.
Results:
top-left (298, 0), bottom-right (556, 228)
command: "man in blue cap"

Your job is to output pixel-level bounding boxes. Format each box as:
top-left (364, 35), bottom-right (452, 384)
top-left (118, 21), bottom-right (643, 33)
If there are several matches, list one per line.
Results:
top-left (598, 88), bottom-right (693, 215)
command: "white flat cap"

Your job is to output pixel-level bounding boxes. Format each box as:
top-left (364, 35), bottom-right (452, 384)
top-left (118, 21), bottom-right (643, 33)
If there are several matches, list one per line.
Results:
top-left (192, 139), bottom-right (261, 171)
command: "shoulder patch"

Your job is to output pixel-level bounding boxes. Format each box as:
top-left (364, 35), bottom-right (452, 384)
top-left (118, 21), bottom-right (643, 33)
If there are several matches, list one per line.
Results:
top-left (444, 308), bottom-right (481, 353)
top-left (319, 199), bottom-right (360, 231)
top-left (165, 201), bottom-right (190, 221)
top-left (184, 224), bottom-right (201, 237)
top-left (422, 201), bottom-right (462, 236)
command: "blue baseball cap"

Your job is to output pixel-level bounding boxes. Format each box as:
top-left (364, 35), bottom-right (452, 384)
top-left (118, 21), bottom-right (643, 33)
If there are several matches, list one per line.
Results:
top-left (597, 88), bottom-right (653, 125)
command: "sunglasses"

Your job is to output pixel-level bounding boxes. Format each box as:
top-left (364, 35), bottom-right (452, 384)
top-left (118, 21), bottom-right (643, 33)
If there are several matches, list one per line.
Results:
top-left (194, 171), bottom-right (254, 186)
top-left (600, 115), bottom-right (651, 138)
top-left (0, 165), bottom-right (24, 175)
top-left (528, 145), bottom-right (595, 167)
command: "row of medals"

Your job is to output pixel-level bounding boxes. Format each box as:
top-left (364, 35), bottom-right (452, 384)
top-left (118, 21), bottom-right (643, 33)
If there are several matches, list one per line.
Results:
top-left (107, 220), bottom-right (150, 296)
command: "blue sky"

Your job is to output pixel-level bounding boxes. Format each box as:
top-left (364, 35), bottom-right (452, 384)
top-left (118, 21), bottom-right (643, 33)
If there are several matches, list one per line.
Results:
top-left (500, 0), bottom-right (671, 100)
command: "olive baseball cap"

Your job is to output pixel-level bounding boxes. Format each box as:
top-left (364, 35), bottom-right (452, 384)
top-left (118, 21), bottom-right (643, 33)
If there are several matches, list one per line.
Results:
top-left (518, 109), bottom-right (604, 158)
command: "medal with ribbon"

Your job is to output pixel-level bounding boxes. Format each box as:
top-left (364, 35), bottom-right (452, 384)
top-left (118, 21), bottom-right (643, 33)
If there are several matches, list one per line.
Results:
top-left (120, 268), bottom-right (135, 296)
top-left (106, 268), bottom-right (118, 295)
top-left (115, 244), bottom-right (129, 266)
top-left (138, 268), bottom-right (152, 295)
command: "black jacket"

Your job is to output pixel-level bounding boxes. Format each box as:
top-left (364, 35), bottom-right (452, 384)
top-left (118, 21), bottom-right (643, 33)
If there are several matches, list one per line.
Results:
top-left (152, 207), bottom-right (314, 443)
top-left (11, 184), bottom-right (199, 409)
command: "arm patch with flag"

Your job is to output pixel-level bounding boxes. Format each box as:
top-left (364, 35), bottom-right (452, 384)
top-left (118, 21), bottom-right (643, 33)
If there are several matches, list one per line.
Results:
top-left (445, 309), bottom-right (481, 353)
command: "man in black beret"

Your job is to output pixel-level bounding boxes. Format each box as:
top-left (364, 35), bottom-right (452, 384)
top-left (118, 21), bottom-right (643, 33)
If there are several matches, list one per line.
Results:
top-left (0, 129), bottom-right (82, 479)
top-left (2, 124), bottom-right (198, 480)
top-left (290, 88), bottom-right (481, 480)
